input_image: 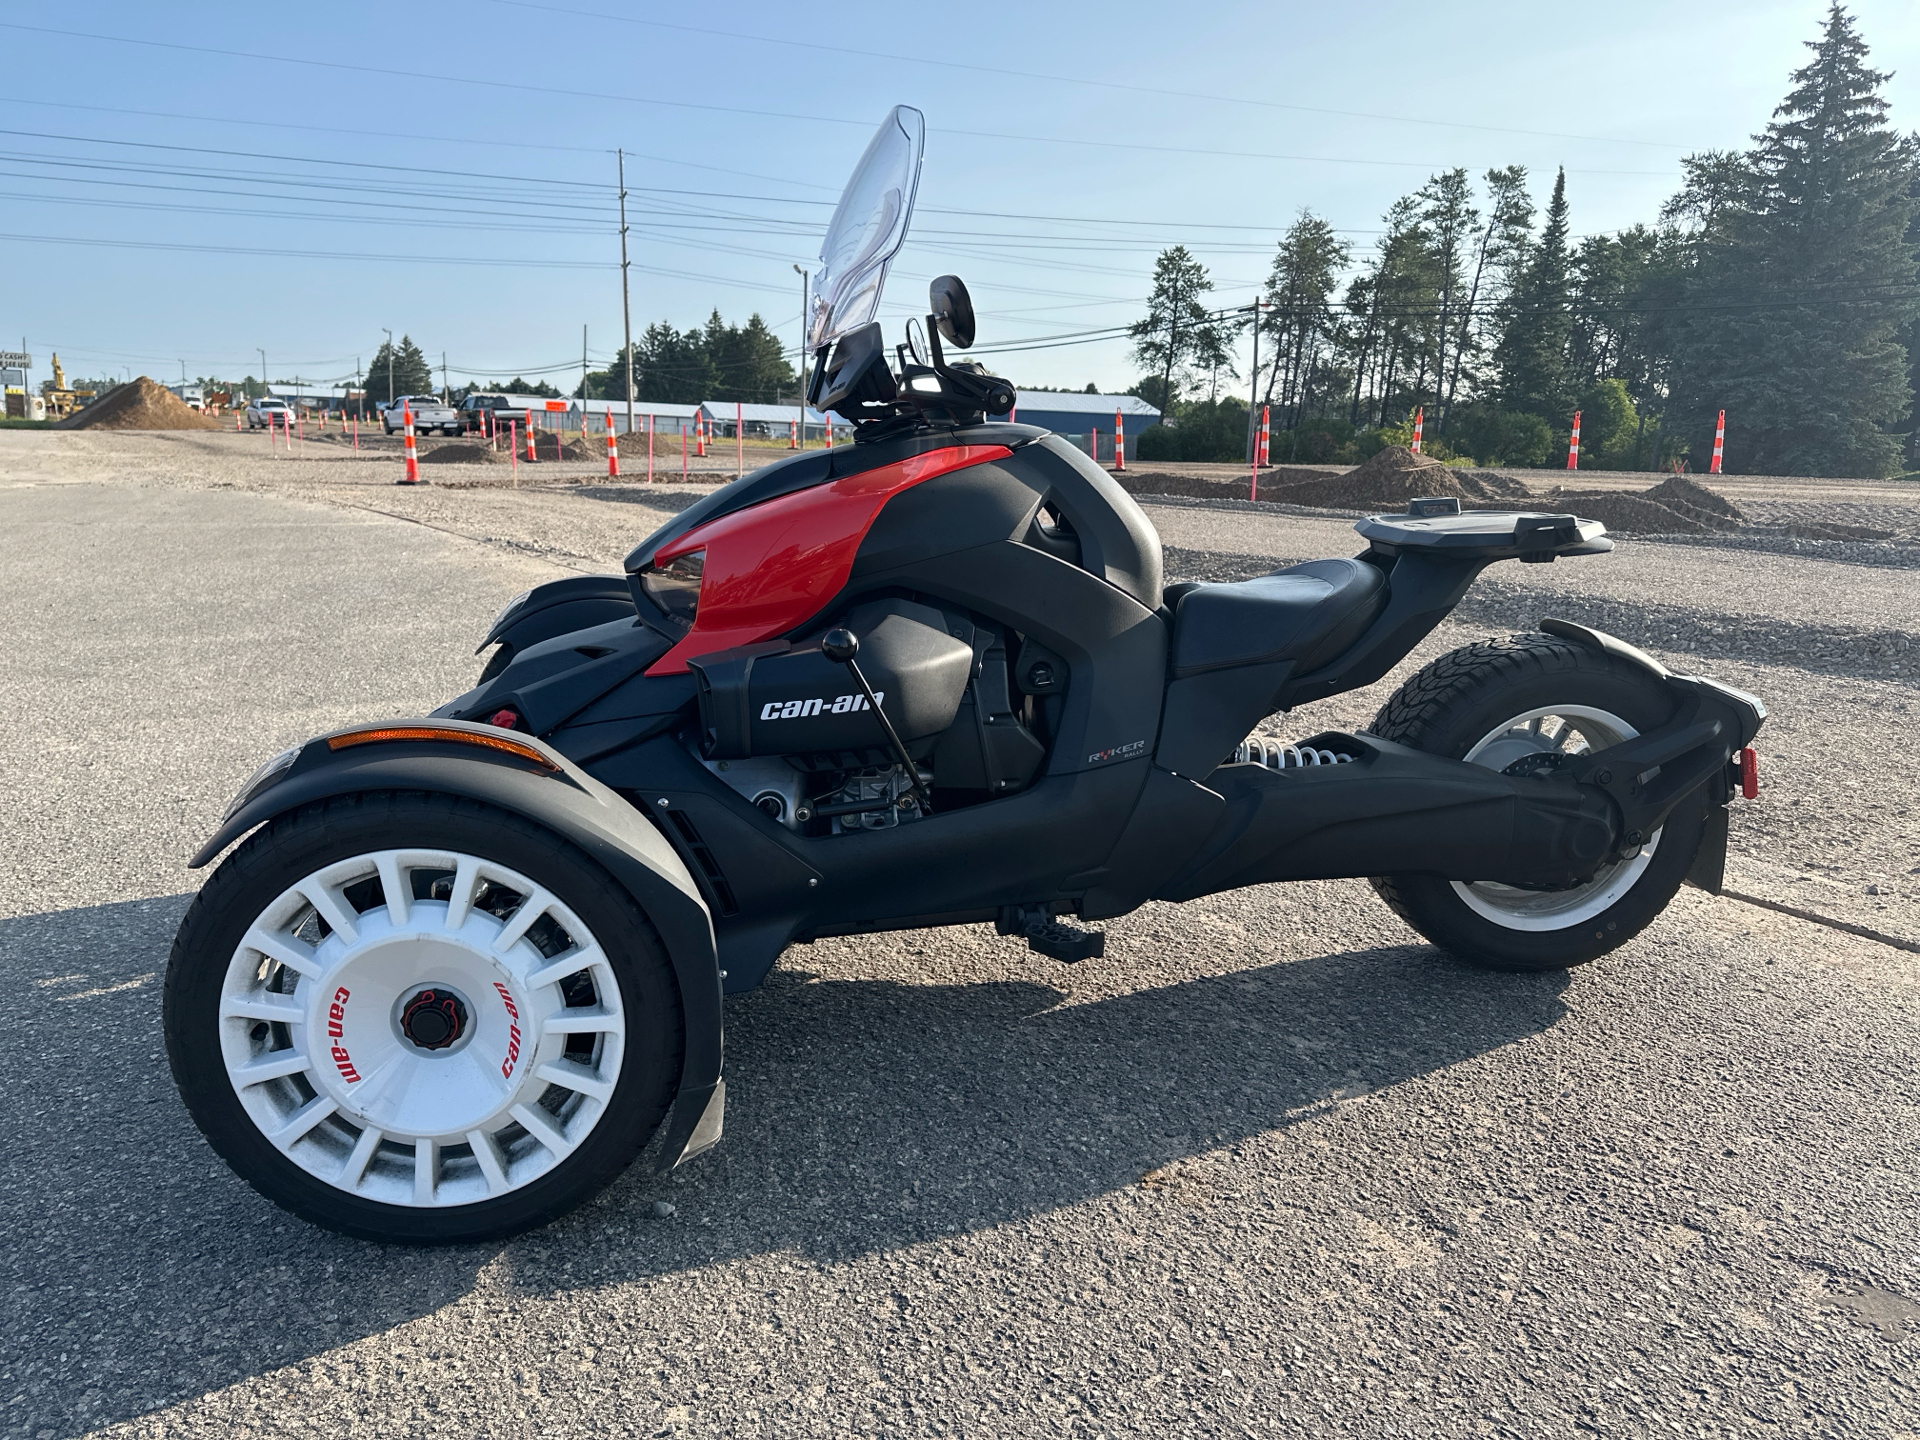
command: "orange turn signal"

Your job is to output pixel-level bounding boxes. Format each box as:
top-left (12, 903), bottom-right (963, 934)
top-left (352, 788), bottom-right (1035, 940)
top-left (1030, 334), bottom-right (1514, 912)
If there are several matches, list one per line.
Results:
top-left (325, 725), bottom-right (558, 770)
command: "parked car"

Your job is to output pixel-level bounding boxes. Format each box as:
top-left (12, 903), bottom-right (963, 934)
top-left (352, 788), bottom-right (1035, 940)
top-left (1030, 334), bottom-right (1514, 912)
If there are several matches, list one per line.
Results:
top-left (244, 397), bottom-right (290, 430)
top-left (382, 395), bottom-right (459, 436)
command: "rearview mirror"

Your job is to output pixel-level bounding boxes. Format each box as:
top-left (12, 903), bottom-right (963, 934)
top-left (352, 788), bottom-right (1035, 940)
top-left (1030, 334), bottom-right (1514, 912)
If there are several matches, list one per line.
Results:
top-left (929, 275), bottom-right (975, 349)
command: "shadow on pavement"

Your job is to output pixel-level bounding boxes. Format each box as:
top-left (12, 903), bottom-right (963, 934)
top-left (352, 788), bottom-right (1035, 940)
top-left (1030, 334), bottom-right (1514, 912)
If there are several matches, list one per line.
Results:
top-left (0, 895), bottom-right (1565, 1436)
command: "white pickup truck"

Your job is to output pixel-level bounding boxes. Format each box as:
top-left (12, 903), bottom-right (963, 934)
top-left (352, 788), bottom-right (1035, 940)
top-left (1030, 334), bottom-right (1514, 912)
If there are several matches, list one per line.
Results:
top-left (382, 395), bottom-right (459, 436)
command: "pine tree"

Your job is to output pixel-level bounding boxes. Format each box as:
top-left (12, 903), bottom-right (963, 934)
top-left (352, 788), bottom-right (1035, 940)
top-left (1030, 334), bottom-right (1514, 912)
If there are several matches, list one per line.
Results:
top-left (1438, 166), bottom-right (1532, 434)
top-left (1494, 168), bottom-right (1575, 422)
top-left (363, 336), bottom-right (434, 405)
top-left (1260, 211), bottom-right (1349, 427)
top-left (1129, 247), bottom-right (1217, 415)
top-left (1667, 4), bottom-right (1917, 476)
top-left (1417, 169), bottom-right (1477, 424)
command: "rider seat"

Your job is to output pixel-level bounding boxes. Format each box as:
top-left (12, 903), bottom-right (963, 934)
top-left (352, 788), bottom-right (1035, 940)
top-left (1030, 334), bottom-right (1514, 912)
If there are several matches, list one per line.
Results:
top-left (1167, 558), bottom-right (1387, 679)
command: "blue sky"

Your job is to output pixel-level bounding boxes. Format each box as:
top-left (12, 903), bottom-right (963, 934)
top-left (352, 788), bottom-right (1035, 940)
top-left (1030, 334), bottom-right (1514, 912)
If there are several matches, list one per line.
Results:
top-left (3, 0), bottom-right (1915, 396)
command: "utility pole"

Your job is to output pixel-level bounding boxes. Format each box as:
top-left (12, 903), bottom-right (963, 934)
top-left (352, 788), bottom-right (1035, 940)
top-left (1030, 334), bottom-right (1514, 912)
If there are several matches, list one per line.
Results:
top-left (618, 149), bottom-right (634, 440)
top-left (441, 351), bottom-right (449, 403)
top-left (792, 261), bottom-right (810, 420)
top-left (355, 357), bottom-right (362, 419)
top-left (257, 348), bottom-right (267, 401)
top-left (581, 323), bottom-right (588, 406)
top-left (382, 328), bottom-right (394, 413)
top-left (1245, 298), bottom-right (1262, 466)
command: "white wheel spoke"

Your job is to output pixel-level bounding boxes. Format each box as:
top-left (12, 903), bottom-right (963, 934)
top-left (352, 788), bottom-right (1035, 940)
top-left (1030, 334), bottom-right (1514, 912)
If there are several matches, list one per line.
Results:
top-left (341, 1125), bottom-right (383, 1188)
top-left (490, 888), bottom-right (557, 955)
top-left (294, 881), bottom-right (359, 946)
top-left (542, 1006), bottom-right (620, 1036)
top-left (442, 857), bottom-right (482, 931)
top-left (535, 1060), bottom-right (614, 1102)
top-left (221, 993), bottom-right (304, 1024)
top-left (510, 1102), bottom-right (575, 1158)
top-left (467, 1128), bottom-right (510, 1194)
top-left (527, 944), bottom-right (605, 991)
top-left (234, 1049), bottom-right (311, 1085)
top-left (413, 1138), bottom-right (437, 1204)
top-left (242, 927), bottom-right (322, 980)
top-left (269, 1095), bottom-right (337, 1147)
top-left (374, 853), bottom-right (411, 927)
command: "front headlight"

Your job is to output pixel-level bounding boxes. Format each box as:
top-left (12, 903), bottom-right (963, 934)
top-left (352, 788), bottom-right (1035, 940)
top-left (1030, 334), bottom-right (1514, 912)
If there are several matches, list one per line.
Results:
top-left (641, 550), bottom-right (704, 631)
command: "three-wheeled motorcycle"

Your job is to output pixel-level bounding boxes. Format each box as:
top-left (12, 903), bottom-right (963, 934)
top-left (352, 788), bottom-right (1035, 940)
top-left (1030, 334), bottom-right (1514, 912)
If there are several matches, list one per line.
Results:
top-left (165, 106), bottom-right (1764, 1242)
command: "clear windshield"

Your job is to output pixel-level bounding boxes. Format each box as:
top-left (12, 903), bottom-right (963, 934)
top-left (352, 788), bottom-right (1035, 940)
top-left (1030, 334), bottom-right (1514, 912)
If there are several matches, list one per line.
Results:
top-left (809, 105), bottom-right (924, 351)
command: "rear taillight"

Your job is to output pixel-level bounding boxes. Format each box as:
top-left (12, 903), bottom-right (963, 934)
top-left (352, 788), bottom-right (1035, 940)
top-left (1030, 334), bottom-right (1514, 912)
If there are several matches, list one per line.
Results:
top-left (642, 549), bottom-right (704, 631)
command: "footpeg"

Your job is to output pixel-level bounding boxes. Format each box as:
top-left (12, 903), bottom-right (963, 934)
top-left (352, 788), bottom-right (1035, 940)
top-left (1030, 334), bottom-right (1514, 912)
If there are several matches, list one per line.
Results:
top-left (997, 904), bottom-right (1105, 963)
top-left (1024, 919), bottom-right (1105, 963)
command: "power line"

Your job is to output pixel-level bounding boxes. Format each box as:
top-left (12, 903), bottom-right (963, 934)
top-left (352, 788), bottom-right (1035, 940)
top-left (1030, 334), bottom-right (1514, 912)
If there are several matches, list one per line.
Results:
top-left (0, 25), bottom-right (1684, 180)
top-left (476, 0), bottom-right (1688, 152)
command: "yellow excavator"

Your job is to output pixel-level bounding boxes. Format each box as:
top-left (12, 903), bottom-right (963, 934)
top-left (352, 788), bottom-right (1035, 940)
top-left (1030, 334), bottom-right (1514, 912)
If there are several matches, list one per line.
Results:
top-left (40, 354), bottom-right (95, 420)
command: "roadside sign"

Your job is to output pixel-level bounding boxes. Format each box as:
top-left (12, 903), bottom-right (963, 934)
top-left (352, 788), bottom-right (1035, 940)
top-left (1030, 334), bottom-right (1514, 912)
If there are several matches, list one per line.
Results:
top-left (0, 352), bottom-right (30, 368)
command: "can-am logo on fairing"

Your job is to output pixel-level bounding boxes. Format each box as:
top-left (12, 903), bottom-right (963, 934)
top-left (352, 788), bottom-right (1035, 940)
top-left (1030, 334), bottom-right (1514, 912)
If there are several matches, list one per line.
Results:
top-left (759, 691), bottom-right (884, 721)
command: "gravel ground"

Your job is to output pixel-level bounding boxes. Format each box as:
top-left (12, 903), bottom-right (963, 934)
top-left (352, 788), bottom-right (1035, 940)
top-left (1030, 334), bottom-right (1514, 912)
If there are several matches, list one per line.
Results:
top-left (3, 434), bottom-right (1918, 1439)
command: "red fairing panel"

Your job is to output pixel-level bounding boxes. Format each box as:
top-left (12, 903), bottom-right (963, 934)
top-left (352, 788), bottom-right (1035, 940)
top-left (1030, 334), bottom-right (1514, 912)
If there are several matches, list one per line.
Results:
top-left (645, 444), bottom-right (1012, 675)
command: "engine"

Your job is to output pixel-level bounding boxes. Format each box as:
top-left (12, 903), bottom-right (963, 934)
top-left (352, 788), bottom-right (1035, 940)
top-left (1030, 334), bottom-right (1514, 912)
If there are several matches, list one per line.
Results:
top-left (687, 598), bottom-right (1048, 834)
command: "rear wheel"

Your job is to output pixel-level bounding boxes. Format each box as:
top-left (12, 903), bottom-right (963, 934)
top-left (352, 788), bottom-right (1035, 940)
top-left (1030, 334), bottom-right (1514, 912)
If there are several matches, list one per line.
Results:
top-left (165, 791), bottom-right (684, 1242)
top-left (1368, 634), bottom-right (1707, 972)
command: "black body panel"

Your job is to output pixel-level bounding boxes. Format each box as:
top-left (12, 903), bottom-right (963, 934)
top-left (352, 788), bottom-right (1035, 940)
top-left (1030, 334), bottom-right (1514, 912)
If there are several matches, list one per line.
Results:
top-left (439, 616), bottom-right (681, 757)
top-left (478, 574), bottom-right (634, 655)
top-left (595, 732), bottom-right (1153, 991)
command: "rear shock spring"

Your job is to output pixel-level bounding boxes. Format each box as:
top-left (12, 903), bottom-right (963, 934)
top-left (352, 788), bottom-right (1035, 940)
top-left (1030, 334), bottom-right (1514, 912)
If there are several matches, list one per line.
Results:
top-left (1234, 737), bottom-right (1354, 770)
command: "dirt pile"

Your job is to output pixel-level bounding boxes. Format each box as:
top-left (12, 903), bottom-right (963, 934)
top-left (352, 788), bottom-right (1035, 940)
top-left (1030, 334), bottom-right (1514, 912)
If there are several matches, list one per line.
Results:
top-left (418, 441), bottom-right (506, 465)
top-left (1254, 446), bottom-right (1473, 509)
top-left (1544, 473), bottom-right (1744, 535)
top-left (1117, 444), bottom-right (1750, 536)
top-left (57, 377), bottom-right (218, 431)
top-left (532, 433), bottom-right (589, 461)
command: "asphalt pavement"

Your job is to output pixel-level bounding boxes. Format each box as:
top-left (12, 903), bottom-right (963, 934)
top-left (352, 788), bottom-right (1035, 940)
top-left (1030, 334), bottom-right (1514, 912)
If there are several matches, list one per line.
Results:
top-left (2, 461), bottom-right (1917, 1438)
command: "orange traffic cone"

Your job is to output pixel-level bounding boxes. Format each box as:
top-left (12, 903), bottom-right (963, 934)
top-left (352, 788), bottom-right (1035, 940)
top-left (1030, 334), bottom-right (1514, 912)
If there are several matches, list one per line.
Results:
top-left (399, 403), bottom-right (420, 484)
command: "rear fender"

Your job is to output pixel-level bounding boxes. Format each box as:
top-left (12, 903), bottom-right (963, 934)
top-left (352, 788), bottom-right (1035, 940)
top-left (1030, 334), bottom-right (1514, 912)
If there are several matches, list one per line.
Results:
top-left (191, 720), bottom-right (724, 1169)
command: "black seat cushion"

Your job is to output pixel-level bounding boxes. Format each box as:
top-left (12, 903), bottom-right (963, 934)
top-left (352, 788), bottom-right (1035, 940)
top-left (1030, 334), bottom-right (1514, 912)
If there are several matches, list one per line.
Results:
top-left (1169, 558), bottom-right (1387, 679)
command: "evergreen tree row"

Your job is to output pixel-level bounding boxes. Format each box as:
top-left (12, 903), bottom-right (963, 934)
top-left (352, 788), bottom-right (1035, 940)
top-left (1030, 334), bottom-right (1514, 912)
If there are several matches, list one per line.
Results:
top-left (1131, 5), bottom-right (1919, 476)
top-left (583, 311), bottom-right (795, 406)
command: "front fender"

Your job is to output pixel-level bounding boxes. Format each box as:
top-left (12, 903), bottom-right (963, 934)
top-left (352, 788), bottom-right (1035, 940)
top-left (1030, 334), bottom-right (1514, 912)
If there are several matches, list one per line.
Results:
top-left (192, 720), bottom-right (725, 1168)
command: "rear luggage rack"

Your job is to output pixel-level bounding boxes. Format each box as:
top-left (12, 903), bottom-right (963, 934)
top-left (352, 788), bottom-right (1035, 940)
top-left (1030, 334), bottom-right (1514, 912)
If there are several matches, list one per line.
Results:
top-left (1357, 502), bottom-right (1611, 563)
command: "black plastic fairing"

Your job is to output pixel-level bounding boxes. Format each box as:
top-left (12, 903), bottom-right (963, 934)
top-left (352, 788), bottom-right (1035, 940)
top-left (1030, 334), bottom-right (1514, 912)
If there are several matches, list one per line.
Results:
top-left (597, 731), bottom-right (1152, 991)
top-left (478, 574), bottom-right (634, 654)
top-left (439, 616), bottom-right (678, 738)
top-left (851, 540), bottom-right (1168, 778)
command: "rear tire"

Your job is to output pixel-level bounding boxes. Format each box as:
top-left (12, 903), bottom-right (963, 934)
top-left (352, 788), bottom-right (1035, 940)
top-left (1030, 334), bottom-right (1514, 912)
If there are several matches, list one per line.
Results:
top-left (165, 791), bottom-right (684, 1243)
top-left (1368, 633), bottom-right (1707, 972)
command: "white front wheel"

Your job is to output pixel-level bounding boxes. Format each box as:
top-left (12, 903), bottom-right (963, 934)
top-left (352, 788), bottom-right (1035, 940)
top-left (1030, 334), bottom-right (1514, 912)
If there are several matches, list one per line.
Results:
top-left (167, 793), bottom-right (684, 1242)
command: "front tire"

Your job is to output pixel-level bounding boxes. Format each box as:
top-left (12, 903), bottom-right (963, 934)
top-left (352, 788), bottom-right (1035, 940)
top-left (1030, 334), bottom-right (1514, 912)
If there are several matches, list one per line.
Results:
top-left (165, 791), bottom-right (684, 1243)
top-left (1368, 634), bottom-right (1708, 972)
